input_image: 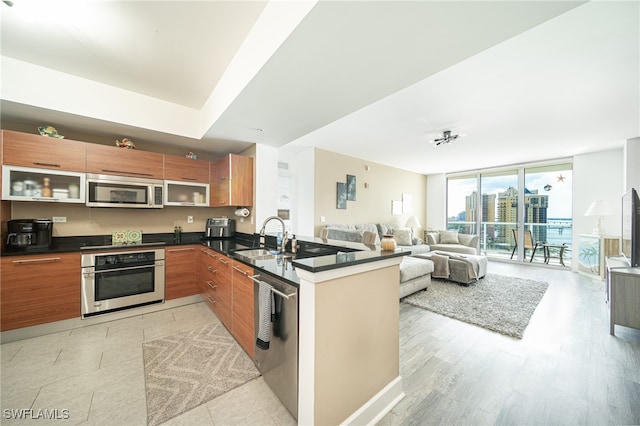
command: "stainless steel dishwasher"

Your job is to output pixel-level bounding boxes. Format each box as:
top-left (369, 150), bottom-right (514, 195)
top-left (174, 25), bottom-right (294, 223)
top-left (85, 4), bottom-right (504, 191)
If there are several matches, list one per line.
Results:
top-left (250, 272), bottom-right (299, 419)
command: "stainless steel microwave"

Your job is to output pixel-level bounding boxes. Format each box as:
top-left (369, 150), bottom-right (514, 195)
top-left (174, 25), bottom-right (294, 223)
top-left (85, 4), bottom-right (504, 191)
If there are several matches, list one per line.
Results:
top-left (86, 174), bottom-right (163, 208)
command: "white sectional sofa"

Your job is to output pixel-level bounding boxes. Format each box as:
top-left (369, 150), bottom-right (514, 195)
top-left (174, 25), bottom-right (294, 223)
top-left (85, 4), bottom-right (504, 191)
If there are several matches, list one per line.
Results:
top-left (424, 230), bottom-right (479, 255)
top-left (319, 223), bottom-right (433, 297)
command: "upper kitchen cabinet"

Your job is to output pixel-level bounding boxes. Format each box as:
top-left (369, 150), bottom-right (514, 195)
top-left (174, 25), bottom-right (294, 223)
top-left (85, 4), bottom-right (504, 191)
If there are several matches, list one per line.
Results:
top-left (2, 130), bottom-right (86, 172)
top-left (2, 165), bottom-right (85, 203)
top-left (210, 154), bottom-right (253, 207)
top-left (164, 155), bottom-right (209, 183)
top-left (86, 143), bottom-right (164, 179)
top-left (163, 155), bottom-right (210, 206)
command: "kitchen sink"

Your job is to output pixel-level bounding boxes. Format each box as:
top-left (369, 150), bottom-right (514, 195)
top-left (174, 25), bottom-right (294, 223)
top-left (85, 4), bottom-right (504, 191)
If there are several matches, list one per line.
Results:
top-left (233, 248), bottom-right (292, 261)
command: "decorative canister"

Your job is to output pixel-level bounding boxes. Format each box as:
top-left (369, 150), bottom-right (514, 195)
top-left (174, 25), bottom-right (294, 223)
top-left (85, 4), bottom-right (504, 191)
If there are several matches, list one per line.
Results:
top-left (380, 234), bottom-right (397, 251)
top-left (68, 183), bottom-right (79, 199)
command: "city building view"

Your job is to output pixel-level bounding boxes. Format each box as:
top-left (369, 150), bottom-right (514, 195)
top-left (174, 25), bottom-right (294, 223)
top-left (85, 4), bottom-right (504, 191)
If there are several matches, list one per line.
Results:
top-left (447, 165), bottom-right (573, 266)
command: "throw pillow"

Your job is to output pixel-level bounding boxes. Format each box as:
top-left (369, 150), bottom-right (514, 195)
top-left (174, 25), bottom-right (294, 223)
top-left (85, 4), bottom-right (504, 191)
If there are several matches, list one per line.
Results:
top-left (426, 232), bottom-right (440, 245)
top-left (440, 230), bottom-right (460, 244)
top-left (394, 229), bottom-right (413, 246)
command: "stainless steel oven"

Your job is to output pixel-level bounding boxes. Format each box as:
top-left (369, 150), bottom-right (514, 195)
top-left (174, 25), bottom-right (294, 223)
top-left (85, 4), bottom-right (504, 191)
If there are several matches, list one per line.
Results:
top-left (81, 247), bottom-right (165, 317)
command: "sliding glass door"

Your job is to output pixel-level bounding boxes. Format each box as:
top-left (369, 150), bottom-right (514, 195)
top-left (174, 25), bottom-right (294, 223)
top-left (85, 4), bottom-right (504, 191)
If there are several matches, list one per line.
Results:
top-left (446, 161), bottom-right (573, 266)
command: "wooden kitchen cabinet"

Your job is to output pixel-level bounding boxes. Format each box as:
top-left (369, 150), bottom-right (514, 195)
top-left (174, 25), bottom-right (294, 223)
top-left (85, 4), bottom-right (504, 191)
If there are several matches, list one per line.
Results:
top-left (210, 154), bottom-right (253, 207)
top-left (199, 248), bottom-right (232, 330)
top-left (86, 143), bottom-right (164, 179)
top-left (1, 252), bottom-right (81, 331)
top-left (2, 130), bottom-right (87, 172)
top-left (164, 155), bottom-right (210, 183)
top-left (165, 245), bottom-right (199, 300)
top-left (231, 260), bottom-right (255, 358)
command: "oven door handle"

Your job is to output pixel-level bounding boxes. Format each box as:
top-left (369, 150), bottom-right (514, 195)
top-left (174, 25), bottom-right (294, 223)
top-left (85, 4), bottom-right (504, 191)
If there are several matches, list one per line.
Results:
top-left (89, 264), bottom-right (157, 274)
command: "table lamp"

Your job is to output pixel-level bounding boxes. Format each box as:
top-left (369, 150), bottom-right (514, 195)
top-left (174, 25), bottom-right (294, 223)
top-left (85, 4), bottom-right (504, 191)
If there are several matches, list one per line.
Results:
top-left (405, 216), bottom-right (421, 237)
top-left (584, 200), bottom-right (616, 235)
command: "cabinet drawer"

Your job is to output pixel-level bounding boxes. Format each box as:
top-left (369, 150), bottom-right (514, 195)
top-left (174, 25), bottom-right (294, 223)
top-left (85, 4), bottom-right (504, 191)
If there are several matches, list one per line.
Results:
top-left (86, 144), bottom-right (164, 179)
top-left (2, 130), bottom-right (86, 172)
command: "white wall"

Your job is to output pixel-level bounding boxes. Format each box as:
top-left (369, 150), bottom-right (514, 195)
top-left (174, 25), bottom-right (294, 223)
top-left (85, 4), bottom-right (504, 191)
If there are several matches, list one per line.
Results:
top-left (426, 173), bottom-right (446, 230)
top-left (573, 149), bottom-right (624, 241)
top-left (624, 137), bottom-right (640, 192)
top-left (254, 144), bottom-right (279, 233)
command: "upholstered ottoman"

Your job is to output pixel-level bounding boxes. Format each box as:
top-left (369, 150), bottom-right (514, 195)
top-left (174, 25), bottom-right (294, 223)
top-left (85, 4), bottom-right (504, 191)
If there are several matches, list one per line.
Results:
top-left (399, 256), bottom-right (434, 298)
top-left (414, 252), bottom-right (487, 286)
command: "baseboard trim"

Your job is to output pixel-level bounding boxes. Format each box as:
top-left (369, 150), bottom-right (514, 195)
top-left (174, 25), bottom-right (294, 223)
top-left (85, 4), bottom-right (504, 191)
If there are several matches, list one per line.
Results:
top-left (340, 376), bottom-right (405, 426)
top-left (1, 295), bottom-right (203, 343)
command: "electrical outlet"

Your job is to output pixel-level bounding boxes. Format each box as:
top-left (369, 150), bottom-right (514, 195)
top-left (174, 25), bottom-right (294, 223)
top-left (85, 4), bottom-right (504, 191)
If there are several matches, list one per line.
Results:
top-left (320, 216), bottom-right (326, 223)
top-left (187, 216), bottom-right (193, 224)
top-left (52, 216), bottom-right (67, 223)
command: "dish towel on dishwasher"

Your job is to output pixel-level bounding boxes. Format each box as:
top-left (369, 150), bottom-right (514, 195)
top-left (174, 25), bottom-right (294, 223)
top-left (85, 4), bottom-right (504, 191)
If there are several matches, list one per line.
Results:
top-left (256, 281), bottom-right (273, 350)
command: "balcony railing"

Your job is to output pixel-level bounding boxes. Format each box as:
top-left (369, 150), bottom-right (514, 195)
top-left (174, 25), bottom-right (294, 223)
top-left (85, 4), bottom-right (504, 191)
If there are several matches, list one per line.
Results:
top-left (447, 220), bottom-right (573, 266)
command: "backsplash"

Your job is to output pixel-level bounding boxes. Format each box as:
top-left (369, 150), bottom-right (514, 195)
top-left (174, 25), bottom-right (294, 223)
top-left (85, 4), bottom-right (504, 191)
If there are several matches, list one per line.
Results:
top-left (10, 202), bottom-right (250, 237)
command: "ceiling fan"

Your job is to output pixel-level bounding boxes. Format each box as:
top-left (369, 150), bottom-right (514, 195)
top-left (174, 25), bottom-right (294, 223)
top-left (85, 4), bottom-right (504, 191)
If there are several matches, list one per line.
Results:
top-left (433, 130), bottom-right (461, 146)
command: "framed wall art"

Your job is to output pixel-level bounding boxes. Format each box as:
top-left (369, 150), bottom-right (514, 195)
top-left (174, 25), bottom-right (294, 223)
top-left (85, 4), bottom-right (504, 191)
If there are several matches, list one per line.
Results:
top-left (347, 175), bottom-right (356, 201)
top-left (337, 182), bottom-right (347, 209)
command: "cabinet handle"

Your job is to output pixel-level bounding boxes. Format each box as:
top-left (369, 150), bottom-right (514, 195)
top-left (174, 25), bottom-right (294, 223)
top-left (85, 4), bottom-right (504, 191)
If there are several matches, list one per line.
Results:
top-left (207, 266), bottom-right (217, 274)
top-left (168, 247), bottom-right (195, 252)
top-left (206, 251), bottom-right (217, 258)
top-left (232, 265), bottom-right (248, 275)
top-left (216, 257), bottom-right (229, 265)
top-left (207, 281), bottom-right (216, 289)
top-left (33, 162), bottom-right (61, 168)
top-left (30, 197), bottom-right (61, 202)
top-left (206, 296), bottom-right (216, 305)
top-left (12, 257), bottom-right (61, 264)
top-left (181, 177), bottom-right (197, 181)
top-left (101, 169), bottom-right (153, 177)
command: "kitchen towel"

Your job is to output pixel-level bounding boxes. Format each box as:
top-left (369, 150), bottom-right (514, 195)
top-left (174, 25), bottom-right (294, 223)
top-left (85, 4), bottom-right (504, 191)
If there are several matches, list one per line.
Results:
top-left (256, 281), bottom-right (273, 350)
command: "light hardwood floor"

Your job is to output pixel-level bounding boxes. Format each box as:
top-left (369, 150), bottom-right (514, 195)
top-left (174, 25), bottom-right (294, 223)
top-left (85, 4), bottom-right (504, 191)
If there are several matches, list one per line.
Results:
top-left (1, 261), bottom-right (639, 425)
top-left (383, 261), bottom-right (640, 425)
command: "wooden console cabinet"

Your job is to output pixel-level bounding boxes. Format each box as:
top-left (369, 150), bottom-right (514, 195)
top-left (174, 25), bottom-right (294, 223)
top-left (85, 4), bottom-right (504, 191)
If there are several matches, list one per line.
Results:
top-left (606, 256), bottom-right (640, 335)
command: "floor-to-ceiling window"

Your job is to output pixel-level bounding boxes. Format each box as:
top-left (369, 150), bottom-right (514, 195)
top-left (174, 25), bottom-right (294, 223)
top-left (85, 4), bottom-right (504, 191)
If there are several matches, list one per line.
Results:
top-left (447, 161), bottom-right (573, 266)
top-left (446, 175), bottom-right (477, 235)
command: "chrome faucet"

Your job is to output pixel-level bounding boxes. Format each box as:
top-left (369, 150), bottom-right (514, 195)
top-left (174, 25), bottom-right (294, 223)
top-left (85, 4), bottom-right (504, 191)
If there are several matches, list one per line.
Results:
top-left (259, 216), bottom-right (289, 253)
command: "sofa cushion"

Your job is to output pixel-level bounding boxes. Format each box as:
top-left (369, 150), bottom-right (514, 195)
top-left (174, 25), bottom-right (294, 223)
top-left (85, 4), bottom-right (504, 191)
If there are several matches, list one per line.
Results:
top-left (429, 243), bottom-right (477, 255)
top-left (426, 232), bottom-right (439, 245)
top-left (394, 229), bottom-right (413, 246)
top-left (321, 228), bottom-right (363, 242)
top-left (400, 256), bottom-right (434, 282)
top-left (356, 224), bottom-right (380, 243)
top-left (440, 230), bottom-right (460, 244)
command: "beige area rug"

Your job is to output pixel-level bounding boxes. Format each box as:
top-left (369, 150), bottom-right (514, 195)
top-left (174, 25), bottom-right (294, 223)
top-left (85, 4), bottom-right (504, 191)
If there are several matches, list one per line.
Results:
top-left (403, 273), bottom-right (549, 339)
top-left (143, 323), bottom-right (260, 426)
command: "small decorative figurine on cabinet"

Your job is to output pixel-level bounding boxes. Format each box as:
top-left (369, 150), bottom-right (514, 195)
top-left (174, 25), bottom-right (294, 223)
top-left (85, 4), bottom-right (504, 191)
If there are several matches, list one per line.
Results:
top-left (115, 138), bottom-right (136, 149)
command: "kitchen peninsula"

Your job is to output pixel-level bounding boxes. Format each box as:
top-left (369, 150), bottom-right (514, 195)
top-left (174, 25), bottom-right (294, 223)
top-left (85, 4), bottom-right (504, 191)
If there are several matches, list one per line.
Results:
top-left (1, 231), bottom-right (406, 425)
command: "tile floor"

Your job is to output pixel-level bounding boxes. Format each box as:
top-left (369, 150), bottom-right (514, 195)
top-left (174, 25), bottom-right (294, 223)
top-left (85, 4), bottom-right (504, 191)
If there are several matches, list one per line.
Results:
top-left (1, 302), bottom-right (295, 425)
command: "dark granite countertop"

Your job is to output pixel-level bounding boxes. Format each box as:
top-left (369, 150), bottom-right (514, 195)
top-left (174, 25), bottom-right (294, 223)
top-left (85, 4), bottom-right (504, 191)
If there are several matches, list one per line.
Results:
top-left (2, 232), bottom-right (409, 286)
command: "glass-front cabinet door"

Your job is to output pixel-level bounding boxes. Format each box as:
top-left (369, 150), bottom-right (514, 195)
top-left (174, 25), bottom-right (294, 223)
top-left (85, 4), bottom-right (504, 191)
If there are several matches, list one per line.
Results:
top-left (163, 180), bottom-right (210, 207)
top-left (2, 165), bottom-right (85, 203)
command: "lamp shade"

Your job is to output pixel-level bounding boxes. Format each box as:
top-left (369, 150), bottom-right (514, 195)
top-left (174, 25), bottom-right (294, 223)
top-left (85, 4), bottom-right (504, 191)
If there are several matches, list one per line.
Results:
top-left (405, 216), bottom-right (421, 229)
top-left (584, 200), bottom-right (616, 217)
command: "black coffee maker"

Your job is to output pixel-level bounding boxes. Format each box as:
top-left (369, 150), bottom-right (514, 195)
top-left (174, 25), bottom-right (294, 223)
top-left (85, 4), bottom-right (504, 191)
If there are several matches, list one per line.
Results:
top-left (6, 219), bottom-right (53, 251)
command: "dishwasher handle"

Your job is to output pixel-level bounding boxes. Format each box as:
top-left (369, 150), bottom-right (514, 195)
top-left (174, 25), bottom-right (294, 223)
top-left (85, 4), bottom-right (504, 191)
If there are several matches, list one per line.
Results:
top-left (248, 274), bottom-right (296, 300)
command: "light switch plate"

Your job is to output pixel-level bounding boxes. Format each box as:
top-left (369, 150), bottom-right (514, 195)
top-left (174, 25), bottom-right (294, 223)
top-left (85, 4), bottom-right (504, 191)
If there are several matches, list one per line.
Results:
top-left (187, 216), bottom-right (193, 224)
top-left (52, 216), bottom-right (67, 223)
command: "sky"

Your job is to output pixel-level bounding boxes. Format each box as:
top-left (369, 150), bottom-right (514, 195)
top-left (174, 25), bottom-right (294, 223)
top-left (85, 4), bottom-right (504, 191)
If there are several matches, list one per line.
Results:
top-left (448, 169), bottom-right (573, 220)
